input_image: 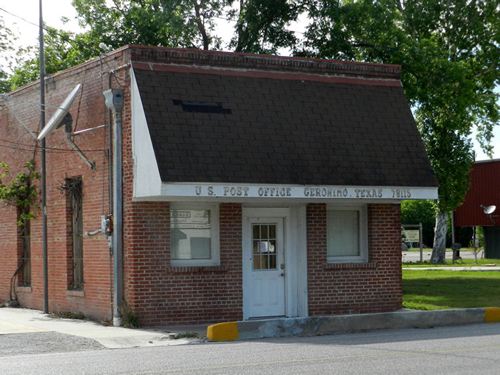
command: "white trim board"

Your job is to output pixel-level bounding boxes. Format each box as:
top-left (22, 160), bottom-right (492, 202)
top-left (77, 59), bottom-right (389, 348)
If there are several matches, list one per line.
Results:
top-left (242, 207), bottom-right (308, 320)
top-left (130, 68), bottom-right (163, 198)
top-left (133, 181), bottom-right (438, 201)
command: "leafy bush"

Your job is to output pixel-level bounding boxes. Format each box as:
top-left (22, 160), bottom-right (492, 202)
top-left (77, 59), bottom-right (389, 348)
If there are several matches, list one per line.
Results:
top-left (401, 200), bottom-right (436, 247)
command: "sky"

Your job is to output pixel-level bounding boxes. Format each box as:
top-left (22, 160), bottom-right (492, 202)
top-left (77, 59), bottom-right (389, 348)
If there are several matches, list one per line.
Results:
top-left (1, 0), bottom-right (498, 161)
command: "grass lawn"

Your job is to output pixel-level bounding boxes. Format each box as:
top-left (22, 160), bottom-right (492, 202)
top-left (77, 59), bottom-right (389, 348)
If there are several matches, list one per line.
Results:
top-left (402, 270), bottom-right (500, 310)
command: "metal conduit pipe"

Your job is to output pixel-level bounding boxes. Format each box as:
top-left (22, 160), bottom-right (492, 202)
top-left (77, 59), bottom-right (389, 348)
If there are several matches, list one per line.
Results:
top-left (103, 89), bottom-right (124, 327)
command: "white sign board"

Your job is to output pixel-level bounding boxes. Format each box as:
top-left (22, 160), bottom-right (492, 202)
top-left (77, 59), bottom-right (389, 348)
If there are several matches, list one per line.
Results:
top-left (403, 229), bottom-right (420, 243)
top-left (160, 183), bottom-right (438, 200)
top-left (170, 209), bottom-right (210, 229)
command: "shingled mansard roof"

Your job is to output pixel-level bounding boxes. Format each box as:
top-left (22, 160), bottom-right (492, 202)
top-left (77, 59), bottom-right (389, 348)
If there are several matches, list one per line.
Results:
top-left (129, 47), bottom-right (437, 188)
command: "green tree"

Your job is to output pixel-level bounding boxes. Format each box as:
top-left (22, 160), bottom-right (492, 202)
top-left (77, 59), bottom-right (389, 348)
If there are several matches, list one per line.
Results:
top-left (232, 0), bottom-right (301, 53)
top-left (0, 161), bottom-right (40, 227)
top-left (302, 0), bottom-right (499, 263)
top-left (8, 27), bottom-right (98, 90)
top-left (4, 0), bottom-right (301, 88)
top-left (72, 0), bottom-right (301, 53)
top-left (401, 200), bottom-right (436, 247)
top-left (5, 0), bottom-right (231, 90)
top-left (72, 0), bottom-right (228, 50)
top-left (0, 15), bottom-right (16, 92)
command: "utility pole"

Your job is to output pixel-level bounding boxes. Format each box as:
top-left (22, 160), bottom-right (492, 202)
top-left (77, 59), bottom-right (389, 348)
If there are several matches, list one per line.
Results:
top-left (39, 0), bottom-right (48, 314)
top-left (104, 89), bottom-right (124, 327)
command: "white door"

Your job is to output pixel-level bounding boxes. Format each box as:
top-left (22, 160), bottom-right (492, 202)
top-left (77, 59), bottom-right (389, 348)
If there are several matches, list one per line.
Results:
top-left (243, 217), bottom-right (286, 319)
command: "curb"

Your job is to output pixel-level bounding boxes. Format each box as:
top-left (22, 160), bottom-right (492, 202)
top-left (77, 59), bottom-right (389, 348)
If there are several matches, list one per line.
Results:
top-left (207, 308), bottom-right (500, 342)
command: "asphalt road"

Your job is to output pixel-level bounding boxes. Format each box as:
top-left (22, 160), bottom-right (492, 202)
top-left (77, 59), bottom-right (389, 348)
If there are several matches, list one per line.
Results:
top-left (0, 331), bottom-right (103, 357)
top-left (1, 323), bottom-right (500, 375)
top-left (402, 249), bottom-right (483, 263)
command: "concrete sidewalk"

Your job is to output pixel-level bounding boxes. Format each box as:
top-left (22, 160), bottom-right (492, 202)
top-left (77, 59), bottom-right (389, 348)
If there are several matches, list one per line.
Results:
top-left (0, 307), bottom-right (205, 349)
top-left (3, 306), bottom-right (500, 347)
top-left (403, 266), bottom-right (500, 271)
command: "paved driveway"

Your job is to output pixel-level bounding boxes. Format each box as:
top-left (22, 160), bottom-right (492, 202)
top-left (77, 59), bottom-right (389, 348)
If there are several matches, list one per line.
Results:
top-left (0, 307), bottom-right (202, 349)
top-left (1, 323), bottom-right (499, 374)
top-left (403, 249), bottom-right (484, 263)
top-left (0, 331), bottom-right (102, 357)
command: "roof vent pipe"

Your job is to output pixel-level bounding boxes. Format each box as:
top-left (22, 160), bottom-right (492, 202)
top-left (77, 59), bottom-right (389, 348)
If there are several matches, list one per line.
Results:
top-left (103, 88), bottom-right (124, 327)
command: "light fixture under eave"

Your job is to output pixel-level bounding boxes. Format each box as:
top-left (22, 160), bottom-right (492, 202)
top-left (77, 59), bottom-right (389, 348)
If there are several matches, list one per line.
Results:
top-left (37, 83), bottom-right (81, 140)
top-left (481, 205), bottom-right (496, 215)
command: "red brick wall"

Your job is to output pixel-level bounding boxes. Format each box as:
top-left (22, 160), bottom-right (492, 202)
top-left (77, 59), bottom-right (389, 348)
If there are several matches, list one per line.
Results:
top-left (307, 203), bottom-right (402, 315)
top-left (122, 200), bottom-right (401, 326)
top-left (120, 74), bottom-right (243, 324)
top-left (123, 202), bottom-right (243, 325)
top-left (0, 53), bottom-right (127, 321)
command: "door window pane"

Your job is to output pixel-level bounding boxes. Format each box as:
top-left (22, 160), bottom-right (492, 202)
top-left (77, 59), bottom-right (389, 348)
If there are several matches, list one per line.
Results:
top-left (269, 225), bottom-right (276, 239)
top-left (252, 224), bottom-right (278, 270)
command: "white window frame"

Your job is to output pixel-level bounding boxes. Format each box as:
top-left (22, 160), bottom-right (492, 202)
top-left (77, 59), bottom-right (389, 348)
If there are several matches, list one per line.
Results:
top-left (170, 203), bottom-right (220, 267)
top-left (326, 204), bottom-right (368, 263)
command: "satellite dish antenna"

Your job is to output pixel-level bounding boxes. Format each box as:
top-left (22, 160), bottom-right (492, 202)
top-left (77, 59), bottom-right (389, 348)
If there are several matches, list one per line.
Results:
top-left (37, 84), bottom-right (81, 140)
top-left (481, 205), bottom-right (496, 215)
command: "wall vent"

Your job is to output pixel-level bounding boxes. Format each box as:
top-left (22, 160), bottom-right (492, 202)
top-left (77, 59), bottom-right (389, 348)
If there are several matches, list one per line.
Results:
top-left (173, 99), bottom-right (231, 114)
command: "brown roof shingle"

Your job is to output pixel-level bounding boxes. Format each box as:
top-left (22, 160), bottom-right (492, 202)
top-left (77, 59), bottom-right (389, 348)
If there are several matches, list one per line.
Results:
top-left (133, 61), bottom-right (437, 187)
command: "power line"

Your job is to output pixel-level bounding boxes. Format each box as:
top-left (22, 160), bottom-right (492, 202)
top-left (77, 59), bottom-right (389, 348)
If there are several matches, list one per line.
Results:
top-left (0, 143), bottom-right (37, 153)
top-left (0, 138), bottom-right (106, 153)
top-left (0, 6), bottom-right (81, 47)
top-left (0, 6), bottom-right (51, 32)
top-left (0, 6), bottom-right (306, 45)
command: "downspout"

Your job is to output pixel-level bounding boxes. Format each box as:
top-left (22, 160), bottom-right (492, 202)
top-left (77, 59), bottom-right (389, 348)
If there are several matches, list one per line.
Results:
top-left (103, 89), bottom-right (124, 327)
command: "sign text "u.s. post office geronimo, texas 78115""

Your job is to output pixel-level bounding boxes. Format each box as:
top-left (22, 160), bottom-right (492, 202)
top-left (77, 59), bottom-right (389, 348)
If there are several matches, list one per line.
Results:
top-left (189, 185), bottom-right (414, 199)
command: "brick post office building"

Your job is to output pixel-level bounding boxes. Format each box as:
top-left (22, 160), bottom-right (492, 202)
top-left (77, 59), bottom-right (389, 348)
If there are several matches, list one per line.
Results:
top-left (0, 46), bottom-right (437, 325)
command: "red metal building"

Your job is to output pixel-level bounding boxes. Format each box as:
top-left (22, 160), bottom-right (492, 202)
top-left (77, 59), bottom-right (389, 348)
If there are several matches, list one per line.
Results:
top-left (455, 159), bottom-right (500, 258)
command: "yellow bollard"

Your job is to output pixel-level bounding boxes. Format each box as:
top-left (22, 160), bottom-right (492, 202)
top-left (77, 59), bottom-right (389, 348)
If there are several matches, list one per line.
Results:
top-left (207, 322), bottom-right (239, 341)
top-left (484, 307), bottom-right (500, 323)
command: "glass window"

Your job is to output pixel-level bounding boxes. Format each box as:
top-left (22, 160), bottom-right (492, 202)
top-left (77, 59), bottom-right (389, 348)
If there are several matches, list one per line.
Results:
top-left (252, 224), bottom-right (277, 270)
top-left (170, 204), bottom-right (219, 266)
top-left (327, 206), bottom-right (367, 263)
top-left (18, 207), bottom-right (31, 287)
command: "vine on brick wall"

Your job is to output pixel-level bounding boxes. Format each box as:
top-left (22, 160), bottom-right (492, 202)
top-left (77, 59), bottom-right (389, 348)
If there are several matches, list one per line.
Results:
top-left (0, 160), bottom-right (40, 226)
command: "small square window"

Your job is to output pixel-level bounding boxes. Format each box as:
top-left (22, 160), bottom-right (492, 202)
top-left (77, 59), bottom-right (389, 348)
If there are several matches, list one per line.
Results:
top-left (170, 204), bottom-right (219, 266)
top-left (327, 205), bottom-right (368, 263)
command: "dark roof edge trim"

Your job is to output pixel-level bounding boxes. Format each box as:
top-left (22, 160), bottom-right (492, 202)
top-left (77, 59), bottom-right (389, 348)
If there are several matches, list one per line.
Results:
top-left (127, 45), bottom-right (401, 80)
top-left (132, 62), bottom-right (402, 88)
